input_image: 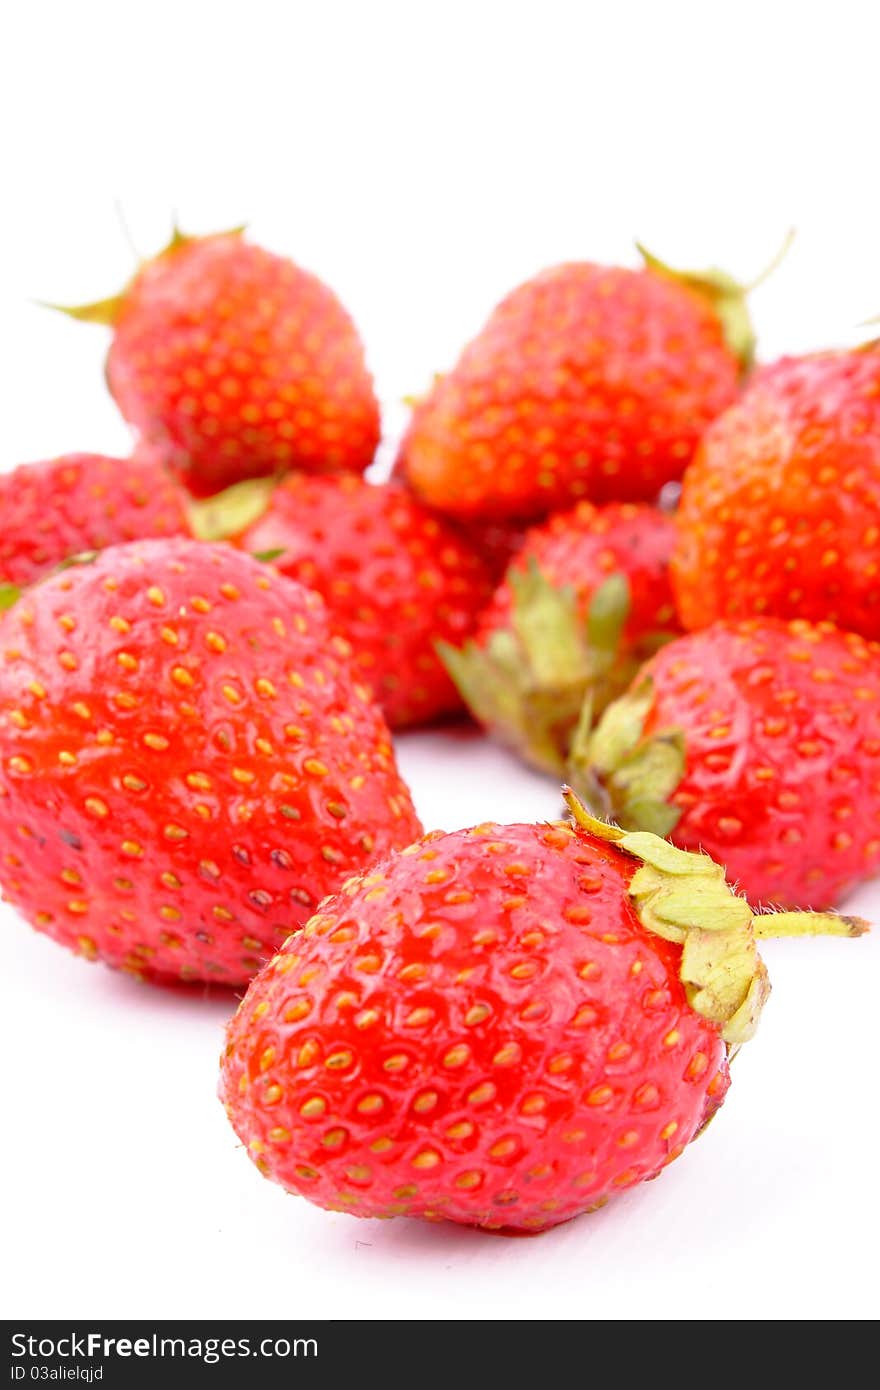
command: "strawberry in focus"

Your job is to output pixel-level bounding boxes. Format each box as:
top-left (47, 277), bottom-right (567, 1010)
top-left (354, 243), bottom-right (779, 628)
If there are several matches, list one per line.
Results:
top-left (672, 346), bottom-right (880, 636)
top-left (212, 472), bottom-right (494, 727)
top-left (0, 450), bottom-right (189, 589)
top-left (0, 539), bottom-right (421, 984)
top-left (397, 250), bottom-right (751, 522)
top-left (570, 618), bottom-right (880, 909)
top-left (56, 229), bottom-right (380, 497)
top-left (220, 792), bottom-right (862, 1232)
top-left (440, 502), bottom-right (680, 772)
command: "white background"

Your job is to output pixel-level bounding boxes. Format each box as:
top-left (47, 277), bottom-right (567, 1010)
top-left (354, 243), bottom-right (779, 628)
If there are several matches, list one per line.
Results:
top-left (1, 0), bottom-right (878, 1322)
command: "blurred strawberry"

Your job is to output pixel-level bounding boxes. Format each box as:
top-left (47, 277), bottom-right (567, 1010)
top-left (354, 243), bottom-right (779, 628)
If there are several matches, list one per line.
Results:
top-left (571, 618), bottom-right (880, 908)
top-left (448, 517), bottom-right (526, 581)
top-left (207, 472), bottom-right (494, 727)
top-left (53, 227), bottom-right (380, 496)
top-left (396, 246), bottom-right (764, 521)
top-left (441, 502), bottom-right (679, 771)
top-left (0, 449), bottom-right (189, 589)
top-left (672, 345), bottom-right (880, 636)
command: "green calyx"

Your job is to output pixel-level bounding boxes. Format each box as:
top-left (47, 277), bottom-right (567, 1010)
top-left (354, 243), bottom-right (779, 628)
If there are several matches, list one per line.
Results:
top-left (563, 789), bottom-right (867, 1046)
top-left (568, 675), bottom-right (684, 837)
top-left (188, 476), bottom-right (277, 542)
top-left (439, 560), bottom-right (666, 774)
top-left (0, 583), bottom-right (21, 611)
top-left (46, 294), bottom-right (127, 326)
top-left (636, 230), bottom-right (794, 376)
top-left (55, 550), bottom-right (99, 571)
top-left (42, 222), bottom-right (247, 328)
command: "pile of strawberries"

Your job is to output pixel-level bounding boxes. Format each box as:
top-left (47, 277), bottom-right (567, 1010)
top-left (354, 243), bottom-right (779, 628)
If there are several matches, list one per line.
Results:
top-left (1, 227), bottom-right (876, 1234)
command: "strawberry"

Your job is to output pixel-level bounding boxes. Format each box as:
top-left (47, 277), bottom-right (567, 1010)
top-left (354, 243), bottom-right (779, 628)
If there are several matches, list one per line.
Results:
top-left (220, 791), bottom-right (862, 1233)
top-left (440, 502), bottom-right (680, 772)
top-left (0, 539), bottom-right (421, 984)
top-left (396, 247), bottom-right (754, 522)
top-left (201, 472), bottom-right (494, 728)
top-left (56, 228), bottom-right (380, 497)
top-left (392, 436), bottom-right (527, 578)
top-left (448, 517), bottom-right (526, 582)
top-left (672, 346), bottom-right (880, 636)
top-left (570, 618), bottom-right (880, 909)
top-left (0, 449), bottom-right (189, 590)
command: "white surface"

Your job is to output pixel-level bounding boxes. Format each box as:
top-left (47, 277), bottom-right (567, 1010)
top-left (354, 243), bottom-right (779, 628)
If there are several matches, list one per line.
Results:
top-left (2, 0), bottom-right (879, 1323)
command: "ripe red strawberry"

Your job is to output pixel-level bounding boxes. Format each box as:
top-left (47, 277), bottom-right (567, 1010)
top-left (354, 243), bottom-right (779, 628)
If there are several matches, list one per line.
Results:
top-left (211, 472), bottom-right (494, 727)
top-left (397, 249), bottom-right (751, 522)
top-left (0, 449), bottom-right (189, 589)
top-left (440, 502), bottom-right (680, 772)
top-left (448, 517), bottom-right (526, 582)
top-left (391, 446), bottom-right (527, 578)
top-left (220, 792), bottom-right (861, 1233)
top-left (570, 618), bottom-right (880, 909)
top-left (672, 346), bottom-right (880, 636)
top-left (0, 539), bottom-right (421, 984)
top-left (57, 228), bottom-right (380, 497)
